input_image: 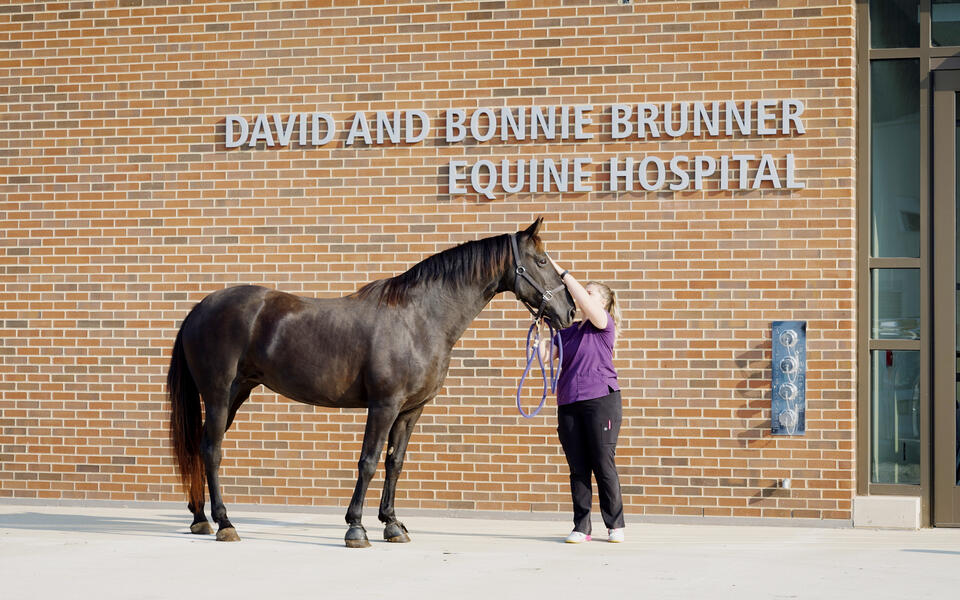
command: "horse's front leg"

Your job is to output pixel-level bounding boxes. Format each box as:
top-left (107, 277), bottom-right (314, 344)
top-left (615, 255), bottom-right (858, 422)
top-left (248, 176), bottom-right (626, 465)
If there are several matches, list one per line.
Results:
top-left (345, 403), bottom-right (399, 548)
top-left (379, 404), bottom-right (425, 543)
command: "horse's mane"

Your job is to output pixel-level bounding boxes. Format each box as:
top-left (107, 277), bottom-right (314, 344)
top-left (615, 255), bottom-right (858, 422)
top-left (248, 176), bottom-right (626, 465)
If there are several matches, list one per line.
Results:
top-left (351, 233), bottom-right (538, 306)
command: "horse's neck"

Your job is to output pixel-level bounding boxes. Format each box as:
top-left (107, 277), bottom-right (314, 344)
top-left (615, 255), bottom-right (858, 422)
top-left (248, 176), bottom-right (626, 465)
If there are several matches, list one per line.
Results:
top-left (419, 275), bottom-right (502, 349)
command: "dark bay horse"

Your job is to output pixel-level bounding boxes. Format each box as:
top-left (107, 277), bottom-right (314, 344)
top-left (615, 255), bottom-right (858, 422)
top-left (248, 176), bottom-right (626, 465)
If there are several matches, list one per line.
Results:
top-left (166, 218), bottom-right (575, 547)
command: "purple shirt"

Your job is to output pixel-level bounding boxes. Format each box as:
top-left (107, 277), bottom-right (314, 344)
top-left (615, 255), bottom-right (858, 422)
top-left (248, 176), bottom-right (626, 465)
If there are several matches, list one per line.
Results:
top-left (556, 312), bottom-right (619, 406)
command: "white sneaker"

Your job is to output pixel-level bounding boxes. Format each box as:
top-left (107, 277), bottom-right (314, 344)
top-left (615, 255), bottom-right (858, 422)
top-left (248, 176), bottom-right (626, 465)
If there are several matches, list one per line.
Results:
top-left (608, 528), bottom-right (625, 543)
top-left (565, 531), bottom-right (591, 543)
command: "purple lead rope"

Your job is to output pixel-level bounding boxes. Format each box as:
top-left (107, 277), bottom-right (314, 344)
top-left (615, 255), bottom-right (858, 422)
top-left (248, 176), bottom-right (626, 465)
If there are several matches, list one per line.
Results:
top-left (516, 320), bottom-right (563, 418)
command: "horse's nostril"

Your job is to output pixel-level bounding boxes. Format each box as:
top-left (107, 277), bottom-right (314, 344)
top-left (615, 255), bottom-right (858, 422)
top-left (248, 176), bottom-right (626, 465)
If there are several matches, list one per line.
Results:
top-left (568, 308), bottom-right (576, 320)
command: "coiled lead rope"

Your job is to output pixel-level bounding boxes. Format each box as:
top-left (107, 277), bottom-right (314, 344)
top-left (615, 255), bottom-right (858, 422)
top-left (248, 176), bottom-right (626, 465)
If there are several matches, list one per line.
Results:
top-left (516, 319), bottom-right (563, 418)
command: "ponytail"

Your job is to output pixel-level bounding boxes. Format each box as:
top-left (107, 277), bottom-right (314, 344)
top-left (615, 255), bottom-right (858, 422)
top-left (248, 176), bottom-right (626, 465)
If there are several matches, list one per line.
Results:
top-left (587, 282), bottom-right (623, 332)
top-left (608, 287), bottom-right (623, 332)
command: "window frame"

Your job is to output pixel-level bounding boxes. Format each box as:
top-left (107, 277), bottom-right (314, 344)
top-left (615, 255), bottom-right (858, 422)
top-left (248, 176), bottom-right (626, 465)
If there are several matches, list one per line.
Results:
top-left (857, 0), bottom-right (960, 523)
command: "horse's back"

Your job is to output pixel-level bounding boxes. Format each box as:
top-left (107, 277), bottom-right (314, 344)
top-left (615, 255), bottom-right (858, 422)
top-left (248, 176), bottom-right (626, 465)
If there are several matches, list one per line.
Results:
top-left (183, 284), bottom-right (343, 358)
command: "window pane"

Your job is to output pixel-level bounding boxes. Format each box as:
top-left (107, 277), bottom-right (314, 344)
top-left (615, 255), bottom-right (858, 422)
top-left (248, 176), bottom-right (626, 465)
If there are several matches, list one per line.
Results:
top-left (870, 0), bottom-right (920, 48)
top-left (871, 350), bottom-right (921, 485)
top-left (933, 1), bottom-right (960, 47)
top-left (871, 269), bottom-right (920, 339)
top-left (871, 60), bottom-right (920, 257)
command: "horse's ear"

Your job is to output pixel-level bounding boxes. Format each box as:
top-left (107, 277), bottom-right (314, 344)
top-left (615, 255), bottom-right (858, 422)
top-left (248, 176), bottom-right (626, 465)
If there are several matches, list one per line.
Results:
top-left (521, 217), bottom-right (543, 238)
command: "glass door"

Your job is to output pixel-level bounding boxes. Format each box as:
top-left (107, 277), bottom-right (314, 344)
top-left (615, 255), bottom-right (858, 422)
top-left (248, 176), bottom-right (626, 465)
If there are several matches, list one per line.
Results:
top-left (933, 69), bottom-right (960, 526)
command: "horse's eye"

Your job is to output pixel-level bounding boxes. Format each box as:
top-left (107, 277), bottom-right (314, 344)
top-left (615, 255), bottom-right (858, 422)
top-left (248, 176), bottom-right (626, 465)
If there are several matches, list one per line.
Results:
top-left (537, 258), bottom-right (548, 266)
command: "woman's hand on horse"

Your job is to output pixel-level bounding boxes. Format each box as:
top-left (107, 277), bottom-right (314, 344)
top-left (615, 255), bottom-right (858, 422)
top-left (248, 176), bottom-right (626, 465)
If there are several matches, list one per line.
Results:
top-left (549, 256), bottom-right (565, 276)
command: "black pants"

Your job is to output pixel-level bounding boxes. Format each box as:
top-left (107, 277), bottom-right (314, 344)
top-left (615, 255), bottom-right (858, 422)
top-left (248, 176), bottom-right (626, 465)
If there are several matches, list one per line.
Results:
top-left (557, 390), bottom-right (625, 534)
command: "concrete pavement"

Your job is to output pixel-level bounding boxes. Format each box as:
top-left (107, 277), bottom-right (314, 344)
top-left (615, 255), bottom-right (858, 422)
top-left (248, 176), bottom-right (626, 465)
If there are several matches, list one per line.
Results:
top-left (0, 502), bottom-right (958, 599)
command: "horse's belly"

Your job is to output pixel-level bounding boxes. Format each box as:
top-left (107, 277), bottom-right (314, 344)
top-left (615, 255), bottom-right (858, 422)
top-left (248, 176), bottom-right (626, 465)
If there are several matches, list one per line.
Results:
top-left (259, 379), bottom-right (368, 409)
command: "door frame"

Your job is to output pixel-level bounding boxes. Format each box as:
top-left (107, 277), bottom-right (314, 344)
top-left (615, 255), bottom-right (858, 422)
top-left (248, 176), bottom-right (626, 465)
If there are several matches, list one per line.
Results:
top-left (932, 68), bottom-right (960, 526)
top-left (855, 0), bottom-right (960, 527)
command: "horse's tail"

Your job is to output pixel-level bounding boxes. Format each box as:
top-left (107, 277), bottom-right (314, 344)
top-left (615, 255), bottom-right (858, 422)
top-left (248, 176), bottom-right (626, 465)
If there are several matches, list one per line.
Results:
top-left (167, 323), bottom-right (205, 508)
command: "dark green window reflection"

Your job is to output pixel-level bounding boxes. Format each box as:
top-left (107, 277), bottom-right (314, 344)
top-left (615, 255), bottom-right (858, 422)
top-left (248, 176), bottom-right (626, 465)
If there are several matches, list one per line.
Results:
top-left (933, 1), bottom-right (960, 46)
top-left (871, 269), bottom-right (920, 339)
top-left (871, 351), bottom-right (921, 485)
top-left (871, 60), bottom-right (920, 257)
top-left (870, 0), bottom-right (920, 48)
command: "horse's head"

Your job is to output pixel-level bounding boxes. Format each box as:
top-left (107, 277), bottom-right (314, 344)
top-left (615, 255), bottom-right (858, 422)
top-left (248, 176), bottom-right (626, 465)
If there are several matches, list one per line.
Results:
top-left (509, 218), bottom-right (576, 329)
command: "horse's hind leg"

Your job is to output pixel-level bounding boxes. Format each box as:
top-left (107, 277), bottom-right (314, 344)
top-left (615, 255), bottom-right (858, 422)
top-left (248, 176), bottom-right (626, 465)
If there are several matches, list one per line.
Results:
top-left (200, 393), bottom-right (240, 542)
top-left (379, 404), bottom-right (425, 543)
top-left (188, 384), bottom-right (252, 537)
top-left (188, 499), bottom-right (212, 535)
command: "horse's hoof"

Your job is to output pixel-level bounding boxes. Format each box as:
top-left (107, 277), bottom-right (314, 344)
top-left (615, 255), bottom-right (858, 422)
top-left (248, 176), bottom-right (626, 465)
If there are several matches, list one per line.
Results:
top-left (384, 522), bottom-right (410, 543)
top-left (216, 527), bottom-right (241, 542)
top-left (345, 525), bottom-right (370, 548)
top-left (190, 521), bottom-right (214, 535)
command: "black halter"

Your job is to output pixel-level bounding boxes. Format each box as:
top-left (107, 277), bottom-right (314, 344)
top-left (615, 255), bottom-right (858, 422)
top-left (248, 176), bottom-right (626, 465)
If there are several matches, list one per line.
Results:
top-left (509, 233), bottom-right (566, 324)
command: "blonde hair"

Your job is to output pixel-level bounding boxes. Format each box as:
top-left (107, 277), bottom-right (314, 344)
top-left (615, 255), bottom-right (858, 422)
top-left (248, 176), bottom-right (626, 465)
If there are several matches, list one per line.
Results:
top-left (586, 282), bottom-right (623, 332)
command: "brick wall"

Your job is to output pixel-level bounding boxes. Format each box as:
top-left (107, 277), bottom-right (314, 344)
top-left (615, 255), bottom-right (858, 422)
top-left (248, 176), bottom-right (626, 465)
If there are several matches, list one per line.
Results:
top-left (0, 0), bottom-right (856, 521)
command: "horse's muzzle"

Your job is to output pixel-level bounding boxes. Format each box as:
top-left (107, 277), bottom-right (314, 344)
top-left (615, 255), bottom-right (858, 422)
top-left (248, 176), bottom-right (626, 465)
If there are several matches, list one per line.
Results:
top-left (545, 307), bottom-right (576, 329)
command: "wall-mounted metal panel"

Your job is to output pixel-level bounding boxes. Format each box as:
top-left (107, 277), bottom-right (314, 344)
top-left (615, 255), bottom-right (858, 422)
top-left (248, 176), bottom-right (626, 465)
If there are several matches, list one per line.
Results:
top-left (772, 321), bottom-right (806, 436)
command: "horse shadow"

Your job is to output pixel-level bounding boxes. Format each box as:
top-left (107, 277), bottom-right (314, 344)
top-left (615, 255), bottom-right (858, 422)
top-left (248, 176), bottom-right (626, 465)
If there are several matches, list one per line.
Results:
top-left (0, 511), bottom-right (187, 538)
top-left (0, 511), bottom-right (343, 547)
top-left (0, 510), bottom-right (562, 546)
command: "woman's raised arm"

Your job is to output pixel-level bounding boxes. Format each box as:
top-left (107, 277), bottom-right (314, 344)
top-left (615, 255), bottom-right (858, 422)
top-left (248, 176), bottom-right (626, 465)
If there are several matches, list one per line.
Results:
top-left (549, 257), bottom-right (607, 330)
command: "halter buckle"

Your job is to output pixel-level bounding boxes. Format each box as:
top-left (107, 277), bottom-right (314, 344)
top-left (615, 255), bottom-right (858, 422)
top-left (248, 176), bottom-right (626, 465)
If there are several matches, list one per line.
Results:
top-left (515, 266), bottom-right (526, 276)
top-left (542, 290), bottom-right (553, 302)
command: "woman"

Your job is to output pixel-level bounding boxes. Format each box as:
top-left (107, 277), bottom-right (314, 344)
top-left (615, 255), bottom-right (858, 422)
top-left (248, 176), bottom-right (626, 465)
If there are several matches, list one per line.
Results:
top-left (541, 258), bottom-right (625, 544)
